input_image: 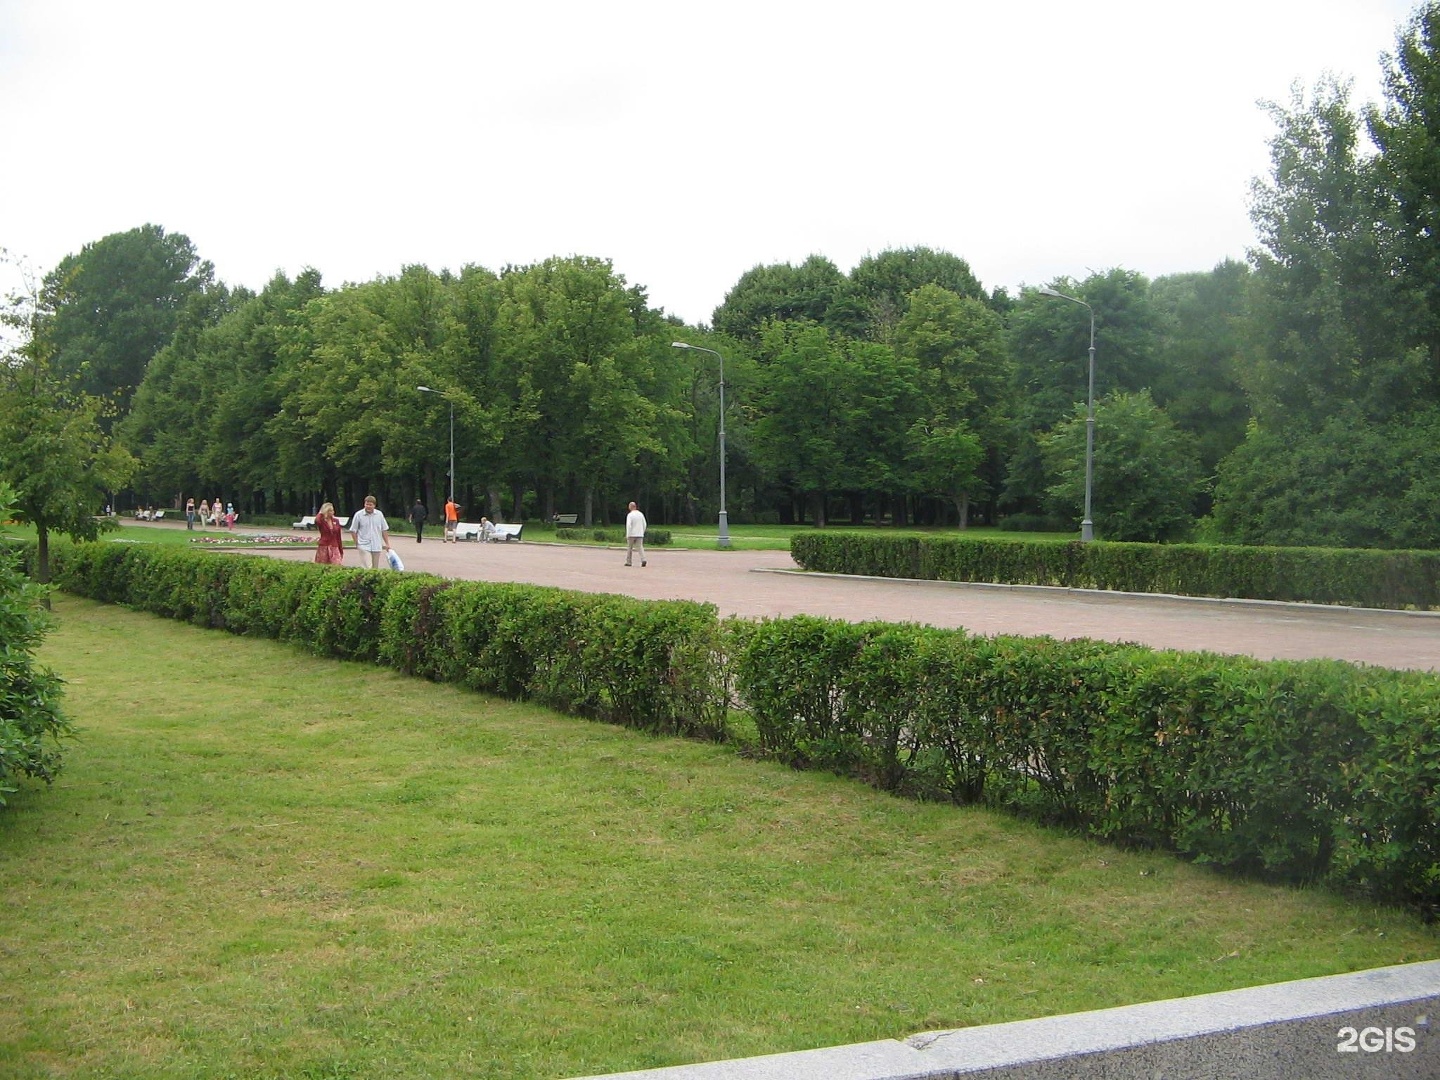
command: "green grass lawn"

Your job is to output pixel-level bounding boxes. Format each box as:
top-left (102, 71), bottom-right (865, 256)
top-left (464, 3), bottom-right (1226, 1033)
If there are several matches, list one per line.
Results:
top-left (3, 597), bottom-right (1436, 1079)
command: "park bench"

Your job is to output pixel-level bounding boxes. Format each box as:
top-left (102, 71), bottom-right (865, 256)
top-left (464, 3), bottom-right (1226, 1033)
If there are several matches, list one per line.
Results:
top-left (293, 515), bottom-right (317, 529)
top-left (456, 522), bottom-right (523, 542)
top-left (551, 513), bottom-right (579, 529)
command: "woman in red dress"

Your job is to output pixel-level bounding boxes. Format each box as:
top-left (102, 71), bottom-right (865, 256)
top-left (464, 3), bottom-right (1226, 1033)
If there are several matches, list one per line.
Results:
top-left (315, 502), bottom-right (345, 565)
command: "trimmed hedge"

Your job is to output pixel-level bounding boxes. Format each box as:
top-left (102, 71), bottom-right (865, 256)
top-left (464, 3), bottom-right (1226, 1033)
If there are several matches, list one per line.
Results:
top-left (729, 615), bottom-right (1440, 909)
top-left (46, 542), bottom-right (726, 740)
top-left (21, 538), bottom-right (1440, 909)
top-left (790, 533), bottom-right (1440, 610)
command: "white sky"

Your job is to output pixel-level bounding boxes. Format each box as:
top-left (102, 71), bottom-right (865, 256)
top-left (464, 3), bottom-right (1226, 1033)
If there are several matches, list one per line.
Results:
top-left (0, 0), bottom-right (1424, 327)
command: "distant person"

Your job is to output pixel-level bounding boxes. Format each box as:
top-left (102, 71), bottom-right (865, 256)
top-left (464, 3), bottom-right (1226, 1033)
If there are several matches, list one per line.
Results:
top-left (409, 498), bottom-right (428, 543)
top-left (349, 495), bottom-right (392, 569)
top-left (211, 497), bottom-right (224, 526)
top-left (624, 501), bottom-right (647, 567)
top-left (198, 499), bottom-right (210, 527)
top-left (314, 502), bottom-right (345, 565)
top-left (443, 497), bottom-right (460, 542)
top-left (479, 516), bottom-right (496, 542)
top-left (185, 497), bottom-right (196, 530)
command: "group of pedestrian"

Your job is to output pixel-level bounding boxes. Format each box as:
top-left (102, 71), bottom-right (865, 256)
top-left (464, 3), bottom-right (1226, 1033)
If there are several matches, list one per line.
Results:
top-left (184, 497), bottom-right (234, 529)
top-left (310, 496), bottom-right (651, 570)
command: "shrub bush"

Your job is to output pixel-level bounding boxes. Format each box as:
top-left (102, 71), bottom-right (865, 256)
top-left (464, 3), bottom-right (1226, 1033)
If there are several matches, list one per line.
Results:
top-left (28, 537), bottom-right (1440, 909)
top-left (0, 529), bottom-right (69, 807)
top-left (790, 533), bottom-right (1440, 610)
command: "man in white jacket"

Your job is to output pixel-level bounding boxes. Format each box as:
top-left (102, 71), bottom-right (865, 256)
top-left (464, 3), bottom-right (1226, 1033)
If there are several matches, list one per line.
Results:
top-left (624, 501), bottom-right (647, 567)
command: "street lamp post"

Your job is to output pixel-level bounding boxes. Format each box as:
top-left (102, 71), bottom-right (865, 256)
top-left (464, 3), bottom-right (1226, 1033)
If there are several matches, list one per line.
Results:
top-left (1037, 287), bottom-right (1096, 543)
top-left (415, 386), bottom-right (454, 506)
top-left (670, 341), bottom-right (730, 549)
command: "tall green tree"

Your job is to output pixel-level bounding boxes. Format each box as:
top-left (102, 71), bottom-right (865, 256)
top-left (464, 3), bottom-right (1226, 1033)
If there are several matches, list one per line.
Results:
top-left (1039, 390), bottom-right (1203, 542)
top-left (711, 256), bottom-right (849, 343)
top-left (1244, 78), bottom-right (1418, 424)
top-left (1003, 272), bottom-right (1163, 516)
top-left (1368, 1), bottom-right (1440, 376)
top-left (847, 246), bottom-right (986, 341)
top-left (750, 322), bottom-right (921, 524)
top-left (893, 285), bottom-right (1012, 524)
top-left (38, 224), bottom-right (215, 427)
top-left (1148, 261), bottom-right (1252, 476)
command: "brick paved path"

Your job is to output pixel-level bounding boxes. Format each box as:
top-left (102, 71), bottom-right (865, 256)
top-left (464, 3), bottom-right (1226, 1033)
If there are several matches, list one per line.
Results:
top-left (236, 529), bottom-right (1440, 671)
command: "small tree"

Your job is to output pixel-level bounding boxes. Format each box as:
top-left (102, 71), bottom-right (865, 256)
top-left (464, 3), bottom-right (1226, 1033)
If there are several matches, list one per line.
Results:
top-left (0, 484), bottom-right (70, 806)
top-left (1040, 390), bottom-right (1203, 542)
top-left (0, 278), bottom-right (135, 592)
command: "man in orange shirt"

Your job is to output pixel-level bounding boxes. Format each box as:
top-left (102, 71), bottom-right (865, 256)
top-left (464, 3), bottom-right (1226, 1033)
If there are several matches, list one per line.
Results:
top-left (443, 497), bottom-right (460, 542)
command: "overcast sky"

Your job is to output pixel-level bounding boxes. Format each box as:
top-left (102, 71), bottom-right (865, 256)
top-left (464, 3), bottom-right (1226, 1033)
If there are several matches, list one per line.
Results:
top-left (0, 0), bottom-right (1425, 327)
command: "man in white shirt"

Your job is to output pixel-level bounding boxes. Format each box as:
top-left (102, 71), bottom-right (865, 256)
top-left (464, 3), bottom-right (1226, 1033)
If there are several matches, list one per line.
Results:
top-left (349, 495), bottom-right (393, 569)
top-left (624, 501), bottom-right (647, 567)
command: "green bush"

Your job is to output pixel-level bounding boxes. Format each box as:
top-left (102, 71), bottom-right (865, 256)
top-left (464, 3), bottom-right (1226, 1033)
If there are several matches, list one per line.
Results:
top-left (28, 537), bottom-right (1440, 909)
top-left (0, 527), bottom-right (70, 807)
top-left (791, 533), bottom-right (1440, 610)
top-left (728, 612), bottom-right (1440, 907)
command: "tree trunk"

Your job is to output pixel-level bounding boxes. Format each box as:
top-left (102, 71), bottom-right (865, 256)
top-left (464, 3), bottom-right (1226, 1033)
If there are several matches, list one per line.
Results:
top-left (36, 527), bottom-right (51, 609)
top-left (955, 492), bottom-right (970, 530)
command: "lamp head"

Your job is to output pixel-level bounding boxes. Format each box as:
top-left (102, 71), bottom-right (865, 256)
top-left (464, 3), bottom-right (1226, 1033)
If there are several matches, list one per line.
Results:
top-left (671, 341), bottom-right (691, 350)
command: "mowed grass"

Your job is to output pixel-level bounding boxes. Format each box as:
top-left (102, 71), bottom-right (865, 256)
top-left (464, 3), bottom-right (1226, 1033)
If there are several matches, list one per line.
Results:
top-left (3, 599), bottom-right (1435, 1080)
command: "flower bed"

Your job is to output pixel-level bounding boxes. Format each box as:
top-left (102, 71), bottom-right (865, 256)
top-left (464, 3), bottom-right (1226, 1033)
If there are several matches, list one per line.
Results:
top-left (190, 534), bottom-right (315, 547)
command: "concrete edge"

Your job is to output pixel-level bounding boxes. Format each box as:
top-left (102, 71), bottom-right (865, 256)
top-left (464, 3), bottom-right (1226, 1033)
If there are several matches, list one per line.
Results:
top-left (566, 960), bottom-right (1440, 1079)
top-left (756, 567), bottom-right (1440, 619)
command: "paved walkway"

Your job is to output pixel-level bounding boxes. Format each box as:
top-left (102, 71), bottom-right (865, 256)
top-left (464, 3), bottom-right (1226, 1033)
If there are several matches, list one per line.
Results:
top-left (209, 525), bottom-right (1440, 672)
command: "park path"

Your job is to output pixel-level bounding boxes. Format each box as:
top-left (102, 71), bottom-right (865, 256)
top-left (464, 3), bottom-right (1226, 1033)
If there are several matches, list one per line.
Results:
top-left (206, 524), bottom-right (1440, 672)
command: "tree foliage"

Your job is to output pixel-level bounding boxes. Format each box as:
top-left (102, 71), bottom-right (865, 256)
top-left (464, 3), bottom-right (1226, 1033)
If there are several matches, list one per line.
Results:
top-left (38, 224), bottom-right (215, 426)
top-left (1040, 390), bottom-right (1203, 542)
top-left (0, 484), bottom-right (71, 807)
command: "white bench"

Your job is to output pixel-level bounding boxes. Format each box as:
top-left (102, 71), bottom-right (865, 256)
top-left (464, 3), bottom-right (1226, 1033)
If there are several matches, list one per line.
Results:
top-left (456, 522), bottom-right (523, 542)
top-left (293, 515), bottom-right (317, 529)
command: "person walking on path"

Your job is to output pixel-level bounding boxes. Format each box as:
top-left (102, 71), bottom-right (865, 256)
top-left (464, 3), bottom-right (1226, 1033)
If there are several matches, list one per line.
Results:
top-left (314, 502), bottom-right (345, 565)
top-left (624, 501), bottom-right (647, 567)
top-left (185, 498), bottom-right (196, 530)
top-left (443, 497), bottom-right (460, 542)
top-left (349, 495), bottom-right (393, 569)
top-left (409, 498), bottom-right (428, 543)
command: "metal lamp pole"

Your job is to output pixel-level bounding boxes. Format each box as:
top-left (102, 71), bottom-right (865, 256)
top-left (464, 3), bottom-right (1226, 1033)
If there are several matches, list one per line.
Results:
top-left (1037, 288), bottom-right (1096, 542)
top-left (416, 386), bottom-right (454, 505)
top-left (671, 341), bottom-right (730, 549)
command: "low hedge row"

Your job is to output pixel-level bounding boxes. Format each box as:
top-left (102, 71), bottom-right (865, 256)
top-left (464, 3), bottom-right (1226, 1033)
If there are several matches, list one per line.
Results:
top-left (21, 539), bottom-right (1440, 909)
top-left (790, 533), bottom-right (1440, 610)
top-left (730, 615), bottom-right (1440, 909)
top-left (46, 541), bottom-right (727, 739)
